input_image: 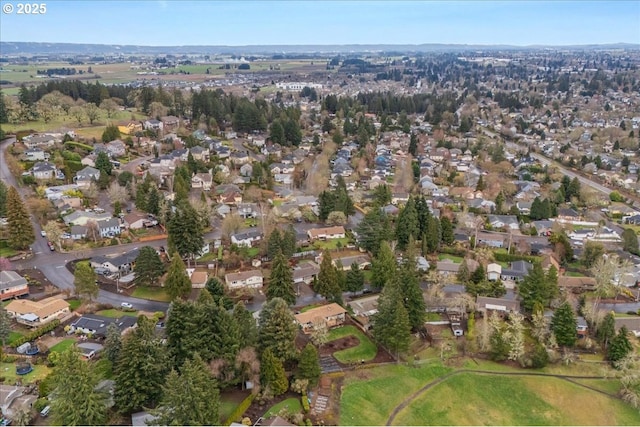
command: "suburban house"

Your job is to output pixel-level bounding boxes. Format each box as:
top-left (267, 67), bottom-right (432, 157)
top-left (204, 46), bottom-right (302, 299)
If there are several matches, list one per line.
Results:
top-left (90, 248), bottom-right (140, 274)
top-left (488, 215), bottom-right (519, 231)
top-left (437, 259), bottom-right (461, 276)
top-left (188, 270), bottom-right (208, 289)
top-left (331, 254), bottom-right (371, 271)
top-left (292, 262), bottom-right (320, 284)
top-left (237, 203), bottom-right (259, 219)
top-left (225, 270), bottom-right (264, 289)
top-left (70, 314), bottom-right (137, 338)
top-left (24, 147), bottom-right (49, 161)
top-left (22, 133), bottom-right (57, 148)
top-left (0, 385), bottom-right (38, 420)
top-left (294, 303), bottom-right (347, 333)
top-left (476, 293), bottom-right (521, 314)
top-left (122, 213), bottom-right (148, 230)
top-left (143, 119), bottom-right (163, 132)
top-left (614, 317), bottom-right (640, 338)
top-left (117, 121), bottom-right (143, 135)
top-left (230, 151), bottom-right (250, 165)
top-left (500, 261), bottom-right (534, 282)
top-left (476, 232), bottom-right (506, 248)
top-left (191, 172), bottom-right (213, 191)
top-left (189, 146), bottom-right (210, 161)
top-left (74, 166), bottom-right (101, 187)
top-left (558, 276), bottom-right (597, 292)
top-left (106, 140), bottom-right (127, 157)
top-left (63, 210), bottom-right (111, 226)
top-left (487, 263), bottom-right (502, 281)
top-left (0, 271), bottom-right (30, 301)
top-left (348, 295), bottom-right (380, 330)
top-left (556, 208), bottom-right (581, 222)
top-left (161, 115), bottom-right (180, 133)
top-left (70, 225), bottom-right (88, 240)
top-left (5, 296), bottom-right (70, 328)
top-left (98, 218), bottom-right (121, 238)
top-left (231, 230), bottom-right (262, 247)
top-left (307, 226), bottom-right (346, 241)
top-left (30, 161), bottom-right (59, 180)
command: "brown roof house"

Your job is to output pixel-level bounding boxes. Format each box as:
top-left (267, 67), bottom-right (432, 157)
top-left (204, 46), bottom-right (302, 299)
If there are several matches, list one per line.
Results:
top-left (5, 296), bottom-right (70, 328)
top-left (295, 303), bottom-right (347, 334)
top-left (188, 270), bottom-right (209, 289)
top-left (307, 226), bottom-right (346, 241)
top-left (476, 294), bottom-right (520, 314)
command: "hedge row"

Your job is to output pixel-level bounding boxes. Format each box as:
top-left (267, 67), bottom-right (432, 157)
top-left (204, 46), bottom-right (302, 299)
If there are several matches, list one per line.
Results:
top-left (12, 320), bottom-right (61, 348)
top-left (224, 393), bottom-right (255, 426)
top-left (301, 394), bottom-right (310, 413)
top-left (493, 252), bottom-right (539, 264)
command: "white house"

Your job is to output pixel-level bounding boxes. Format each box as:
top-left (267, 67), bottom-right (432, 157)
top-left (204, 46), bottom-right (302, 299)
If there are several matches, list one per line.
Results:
top-left (24, 148), bottom-right (49, 161)
top-left (30, 162), bottom-right (58, 180)
top-left (225, 270), bottom-right (264, 289)
top-left (231, 230), bottom-right (262, 247)
top-left (307, 226), bottom-right (346, 241)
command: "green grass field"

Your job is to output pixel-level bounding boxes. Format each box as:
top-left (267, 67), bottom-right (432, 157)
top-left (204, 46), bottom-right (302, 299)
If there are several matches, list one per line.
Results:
top-left (392, 373), bottom-right (640, 426)
top-left (0, 362), bottom-right (51, 384)
top-left (312, 237), bottom-right (351, 251)
top-left (8, 331), bottom-right (24, 345)
top-left (340, 363), bottom-right (452, 426)
top-left (67, 299), bottom-right (82, 311)
top-left (131, 286), bottom-right (172, 302)
top-left (326, 325), bottom-right (377, 364)
top-left (437, 254), bottom-right (464, 263)
top-left (96, 309), bottom-right (139, 318)
top-left (263, 398), bottom-right (302, 418)
top-left (0, 241), bottom-right (17, 258)
top-left (48, 338), bottom-right (76, 354)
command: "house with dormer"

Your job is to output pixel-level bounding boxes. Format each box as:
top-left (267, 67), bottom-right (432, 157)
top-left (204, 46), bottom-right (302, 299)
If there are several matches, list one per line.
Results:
top-left (75, 166), bottom-right (101, 188)
top-left (191, 172), bottom-right (213, 191)
top-left (30, 161), bottom-right (59, 180)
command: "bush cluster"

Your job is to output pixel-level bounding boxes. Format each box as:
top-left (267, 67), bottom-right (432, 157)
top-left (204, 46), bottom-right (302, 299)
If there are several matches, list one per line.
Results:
top-left (224, 393), bottom-right (256, 425)
top-left (12, 320), bottom-right (61, 348)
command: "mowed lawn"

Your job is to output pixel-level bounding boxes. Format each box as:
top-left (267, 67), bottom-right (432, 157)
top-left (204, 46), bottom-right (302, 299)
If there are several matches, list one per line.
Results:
top-left (131, 286), bottom-right (172, 302)
top-left (96, 309), bottom-right (139, 318)
top-left (339, 363), bottom-right (451, 426)
top-left (48, 338), bottom-right (76, 354)
top-left (0, 362), bottom-right (51, 384)
top-left (326, 325), bottom-right (377, 364)
top-left (263, 398), bottom-right (302, 418)
top-left (392, 373), bottom-right (640, 426)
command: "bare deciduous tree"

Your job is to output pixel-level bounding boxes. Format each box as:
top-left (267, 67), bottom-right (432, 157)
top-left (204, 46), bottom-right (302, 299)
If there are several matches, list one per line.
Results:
top-left (107, 182), bottom-right (129, 206)
top-left (221, 214), bottom-right (243, 240)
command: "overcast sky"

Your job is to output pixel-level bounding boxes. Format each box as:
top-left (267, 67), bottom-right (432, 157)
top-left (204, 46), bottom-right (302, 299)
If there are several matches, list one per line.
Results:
top-left (1, 1), bottom-right (639, 46)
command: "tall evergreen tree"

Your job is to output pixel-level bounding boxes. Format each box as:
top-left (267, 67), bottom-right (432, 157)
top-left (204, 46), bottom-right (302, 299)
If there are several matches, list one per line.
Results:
top-left (281, 226), bottom-right (297, 257)
top-left (73, 261), bottom-right (98, 302)
top-left (165, 254), bottom-right (192, 301)
top-left (167, 200), bottom-right (204, 260)
top-left (114, 316), bottom-right (169, 414)
top-left (260, 348), bottom-right (288, 396)
top-left (50, 347), bottom-right (108, 426)
top-left (151, 354), bottom-right (220, 426)
top-left (95, 151), bottom-right (113, 176)
top-left (345, 262), bottom-right (365, 294)
top-left (408, 132), bottom-right (418, 157)
top-left (103, 323), bottom-right (122, 365)
top-left (297, 343), bottom-right (321, 387)
top-left (415, 196), bottom-right (431, 237)
top-left (551, 302), bottom-right (577, 347)
top-left (398, 243), bottom-right (426, 331)
top-left (267, 251), bottom-right (296, 305)
top-left (395, 196), bottom-right (419, 251)
top-left (440, 216), bottom-right (454, 245)
top-left (267, 229), bottom-right (282, 260)
top-left (133, 246), bottom-right (165, 287)
top-left (6, 186), bottom-right (34, 250)
top-left (597, 312), bottom-right (616, 349)
top-left (0, 306), bottom-right (12, 347)
top-left (372, 279), bottom-right (411, 358)
top-left (0, 180), bottom-right (7, 217)
top-left (259, 298), bottom-right (298, 362)
top-left (371, 241), bottom-right (396, 289)
top-left (205, 277), bottom-right (233, 310)
top-left (425, 215), bottom-right (441, 253)
top-left (316, 250), bottom-right (342, 304)
top-left (234, 301), bottom-right (258, 347)
top-left (517, 263), bottom-right (557, 312)
top-left (356, 208), bottom-right (393, 255)
top-left (607, 326), bottom-right (633, 363)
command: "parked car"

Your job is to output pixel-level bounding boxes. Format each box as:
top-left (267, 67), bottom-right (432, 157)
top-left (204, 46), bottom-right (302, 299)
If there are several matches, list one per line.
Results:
top-left (48, 242), bottom-right (55, 251)
top-left (40, 230), bottom-right (46, 237)
top-left (121, 302), bottom-right (133, 309)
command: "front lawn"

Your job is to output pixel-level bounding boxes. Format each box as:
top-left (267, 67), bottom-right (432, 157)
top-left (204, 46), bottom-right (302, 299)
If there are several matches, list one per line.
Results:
top-left (0, 241), bottom-right (17, 258)
top-left (263, 398), bottom-right (302, 418)
top-left (326, 325), bottom-right (377, 364)
top-left (49, 338), bottom-right (76, 354)
top-left (131, 286), bottom-right (172, 302)
top-left (96, 309), bottom-right (139, 318)
top-left (0, 362), bottom-right (51, 384)
top-left (437, 254), bottom-right (464, 263)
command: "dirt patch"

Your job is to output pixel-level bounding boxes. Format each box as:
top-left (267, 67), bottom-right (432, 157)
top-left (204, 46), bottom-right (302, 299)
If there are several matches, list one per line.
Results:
top-left (321, 336), bottom-right (360, 356)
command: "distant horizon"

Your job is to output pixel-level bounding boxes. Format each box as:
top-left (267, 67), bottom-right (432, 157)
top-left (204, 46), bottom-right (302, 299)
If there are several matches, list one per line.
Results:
top-left (1, 1), bottom-right (638, 46)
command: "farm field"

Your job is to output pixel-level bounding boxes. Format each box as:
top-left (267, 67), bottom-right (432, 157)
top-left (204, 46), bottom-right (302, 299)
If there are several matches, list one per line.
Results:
top-left (391, 372), bottom-right (640, 426)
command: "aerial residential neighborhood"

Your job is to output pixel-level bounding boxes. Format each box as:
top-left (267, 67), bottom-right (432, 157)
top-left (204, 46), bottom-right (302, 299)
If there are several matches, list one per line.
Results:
top-left (0, 2), bottom-right (639, 427)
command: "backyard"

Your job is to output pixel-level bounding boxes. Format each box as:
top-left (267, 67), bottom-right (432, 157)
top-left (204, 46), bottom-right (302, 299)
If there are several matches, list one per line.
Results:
top-left (263, 397), bottom-right (303, 418)
top-left (0, 362), bottom-right (51, 384)
top-left (326, 325), bottom-right (377, 364)
top-left (48, 338), bottom-right (76, 354)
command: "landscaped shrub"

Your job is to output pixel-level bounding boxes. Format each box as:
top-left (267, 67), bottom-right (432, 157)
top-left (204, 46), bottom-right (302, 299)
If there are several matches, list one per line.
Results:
top-left (305, 418), bottom-right (312, 426)
top-left (12, 320), bottom-right (60, 348)
top-left (301, 394), bottom-right (310, 413)
top-left (493, 252), bottom-right (538, 263)
top-left (224, 393), bottom-right (256, 426)
top-left (33, 397), bottom-right (49, 412)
